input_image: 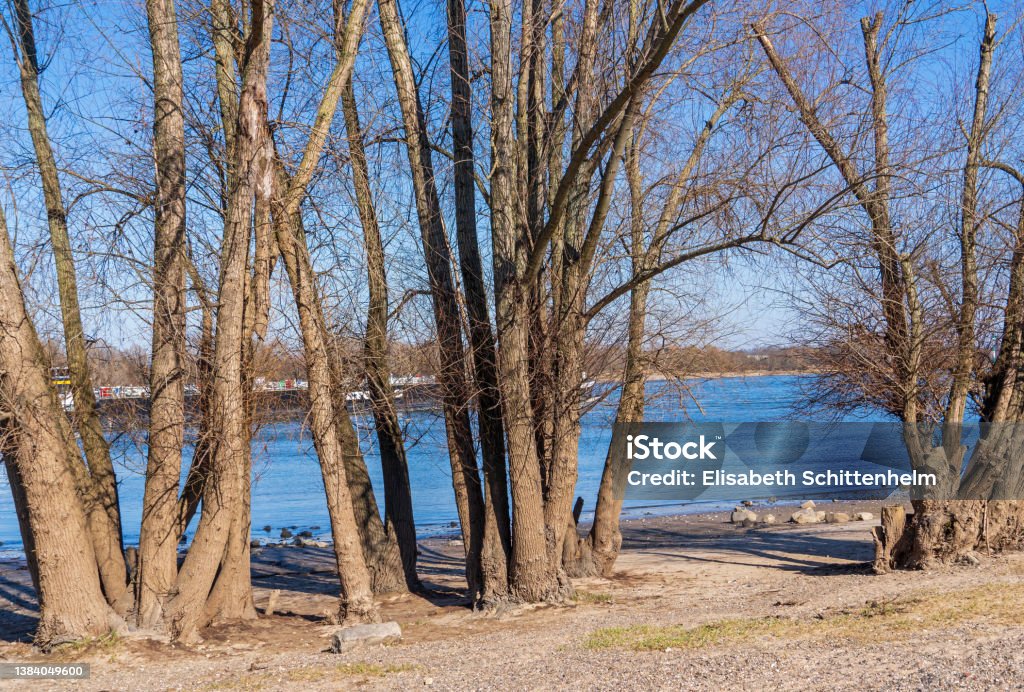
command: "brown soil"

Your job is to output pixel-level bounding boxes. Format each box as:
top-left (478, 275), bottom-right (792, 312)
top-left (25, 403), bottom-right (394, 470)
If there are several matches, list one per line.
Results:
top-left (1, 501), bottom-right (1022, 690)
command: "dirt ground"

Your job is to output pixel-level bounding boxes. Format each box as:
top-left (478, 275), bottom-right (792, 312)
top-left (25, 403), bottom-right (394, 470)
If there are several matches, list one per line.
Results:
top-left (1, 502), bottom-right (1023, 690)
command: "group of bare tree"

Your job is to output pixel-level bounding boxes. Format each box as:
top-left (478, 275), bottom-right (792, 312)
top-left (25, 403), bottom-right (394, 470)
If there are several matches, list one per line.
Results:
top-left (0, 0), bottom-right (1022, 648)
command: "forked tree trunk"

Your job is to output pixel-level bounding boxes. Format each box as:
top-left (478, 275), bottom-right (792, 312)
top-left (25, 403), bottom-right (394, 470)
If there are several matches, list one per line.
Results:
top-left (327, 365), bottom-right (407, 594)
top-left (136, 0), bottom-right (189, 628)
top-left (0, 206), bottom-right (118, 647)
top-left (489, 0), bottom-right (556, 602)
top-left (377, 0), bottom-right (487, 597)
top-left (341, 80), bottom-right (420, 590)
top-left (13, 0), bottom-right (127, 607)
top-left (446, 0), bottom-right (512, 602)
top-left (163, 0), bottom-right (274, 641)
top-left (271, 159), bottom-right (379, 623)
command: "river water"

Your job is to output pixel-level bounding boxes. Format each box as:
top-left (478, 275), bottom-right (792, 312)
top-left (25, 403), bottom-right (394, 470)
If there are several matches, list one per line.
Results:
top-left (0, 374), bottom-right (876, 556)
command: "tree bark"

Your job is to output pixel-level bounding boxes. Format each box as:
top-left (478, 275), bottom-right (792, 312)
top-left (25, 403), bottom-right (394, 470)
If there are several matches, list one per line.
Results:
top-left (489, 0), bottom-right (555, 601)
top-left (0, 205), bottom-right (118, 647)
top-left (136, 0), bottom-right (189, 628)
top-left (327, 362), bottom-right (407, 594)
top-left (270, 159), bottom-right (380, 622)
top-left (341, 80), bottom-right (420, 590)
top-left (164, 0), bottom-right (273, 640)
top-left (446, 0), bottom-right (511, 602)
top-left (377, 0), bottom-right (486, 598)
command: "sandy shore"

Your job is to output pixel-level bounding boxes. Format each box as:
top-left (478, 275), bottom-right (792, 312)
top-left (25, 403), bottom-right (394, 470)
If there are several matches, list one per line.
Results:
top-left (1, 501), bottom-right (1022, 690)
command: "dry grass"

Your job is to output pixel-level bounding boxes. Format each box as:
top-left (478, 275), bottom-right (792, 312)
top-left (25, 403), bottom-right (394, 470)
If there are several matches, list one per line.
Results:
top-left (575, 591), bottom-right (614, 605)
top-left (584, 582), bottom-right (1024, 651)
top-left (202, 662), bottom-right (417, 689)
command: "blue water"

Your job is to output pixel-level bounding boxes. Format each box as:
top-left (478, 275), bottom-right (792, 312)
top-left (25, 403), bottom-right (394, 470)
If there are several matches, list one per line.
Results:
top-left (0, 374), bottom-right (863, 556)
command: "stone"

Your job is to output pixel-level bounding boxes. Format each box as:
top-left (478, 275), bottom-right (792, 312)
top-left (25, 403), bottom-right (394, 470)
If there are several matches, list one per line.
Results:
top-left (742, 500), bottom-right (754, 507)
top-left (825, 512), bottom-right (850, 524)
top-left (741, 518), bottom-right (757, 528)
top-left (763, 514), bottom-right (776, 524)
top-left (731, 508), bottom-right (757, 524)
top-left (280, 528), bottom-right (293, 539)
top-left (854, 512), bottom-right (874, 522)
top-left (330, 622), bottom-right (402, 653)
top-left (800, 500), bottom-right (816, 510)
top-left (959, 551), bottom-right (981, 567)
top-left (790, 508), bottom-right (819, 524)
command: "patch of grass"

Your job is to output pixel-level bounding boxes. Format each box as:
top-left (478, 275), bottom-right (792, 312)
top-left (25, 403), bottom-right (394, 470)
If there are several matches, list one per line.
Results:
top-left (575, 591), bottom-right (614, 605)
top-left (585, 618), bottom-right (784, 651)
top-left (51, 630), bottom-right (121, 657)
top-left (584, 582), bottom-right (1024, 651)
top-left (331, 662), bottom-right (416, 677)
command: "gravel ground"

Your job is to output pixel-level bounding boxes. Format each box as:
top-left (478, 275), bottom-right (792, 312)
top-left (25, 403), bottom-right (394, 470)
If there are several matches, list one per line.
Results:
top-left (1, 502), bottom-right (1022, 691)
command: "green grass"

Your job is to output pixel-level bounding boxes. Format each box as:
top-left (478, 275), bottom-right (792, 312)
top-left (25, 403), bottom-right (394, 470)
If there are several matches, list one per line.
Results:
top-left (584, 582), bottom-right (1024, 651)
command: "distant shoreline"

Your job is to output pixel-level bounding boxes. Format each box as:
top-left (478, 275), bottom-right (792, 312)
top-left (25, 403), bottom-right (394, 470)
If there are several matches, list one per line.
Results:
top-left (594, 369), bottom-right (816, 383)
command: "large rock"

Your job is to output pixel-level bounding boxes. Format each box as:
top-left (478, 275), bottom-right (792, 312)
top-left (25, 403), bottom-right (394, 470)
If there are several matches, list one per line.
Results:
top-left (731, 508), bottom-right (757, 524)
top-left (825, 512), bottom-right (850, 524)
top-left (854, 512), bottom-right (874, 522)
top-left (790, 508), bottom-right (820, 524)
top-left (330, 622), bottom-right (402, 653)
top-left (800, 500), bottom-right (816, 510)
top-left (763, 514), bottom-right (777, 524)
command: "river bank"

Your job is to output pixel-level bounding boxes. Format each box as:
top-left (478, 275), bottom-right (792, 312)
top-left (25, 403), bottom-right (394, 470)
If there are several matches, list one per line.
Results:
top-left (2, 500), bottom-right (1021, 690)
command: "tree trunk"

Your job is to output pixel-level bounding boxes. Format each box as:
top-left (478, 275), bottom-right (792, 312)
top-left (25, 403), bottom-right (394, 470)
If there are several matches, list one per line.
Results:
top-left (164, 0), bottom-right (274, 640)
top-left (271, 157), bottom-right (380, 623)
top-left (328, 366), bottom-right (407, 594)
top-left (0, 206), bottom-right (118, 647)
top-left (341, 80), bottom-right (420, 590)
top-left (136, 0), bottom-right (188, 628)
top-left (378, 0), bottom-right (486, 597)
top-left (13, 0), bottom-right (127, 607)
top-left (489, 0), bottom-right (557, 601)
top-left (446, 0), bottom-right (511, 603)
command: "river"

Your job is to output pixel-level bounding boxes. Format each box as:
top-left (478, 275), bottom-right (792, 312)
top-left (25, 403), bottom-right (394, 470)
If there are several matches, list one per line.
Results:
top-left (0, 374), bottom-right (879, 556)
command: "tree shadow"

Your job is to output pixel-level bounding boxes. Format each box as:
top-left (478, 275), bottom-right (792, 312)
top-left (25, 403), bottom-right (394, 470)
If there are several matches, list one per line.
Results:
top-left (250, 543), bottom-right (471, 608)
top-left (0, 568), bottom-right (38, 643)
top-left (621, 523), bottom-right (874, 574)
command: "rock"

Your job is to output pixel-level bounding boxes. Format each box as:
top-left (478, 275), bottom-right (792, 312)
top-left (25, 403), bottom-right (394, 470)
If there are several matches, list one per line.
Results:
top-left (825, 512), bottom-right (850, 524)
top-left (854, 512), bottom-right (874, 522)
top-left (262, 525), bottom-right (272, 533)
top-left (280, 528), bottom-right (293, 539)
top-left (298, 530), bottom-right (313, 538)
top-left (959, 551), bottom-right (981, 567)
top-left (742, 500), bottom-right (754, 507)
top-left (800, 500), bottom-right (816, 510)
top-left (731, 508), bottom-right (757, 524)
top-left (249, 540), bottom-right (262, 548)
top-left (741, 518), bottom-right (757, 528)
top-left (764, 514), bottom-right (776, 524)
top-left (330, 621), bottom-right (402, 653)
top-left (815, 511), bottom-right (826, 522)
top-left (790, 508), bottom-right (819, 524)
